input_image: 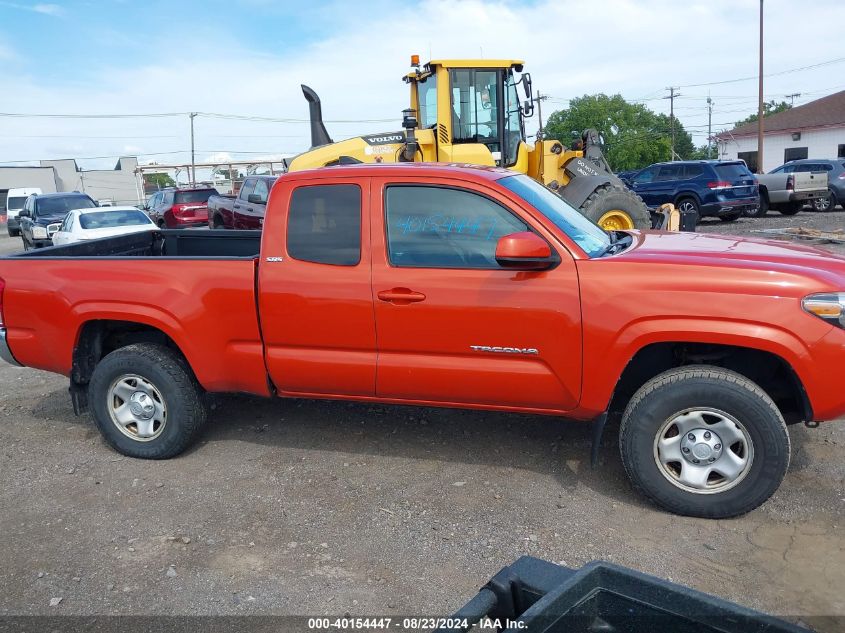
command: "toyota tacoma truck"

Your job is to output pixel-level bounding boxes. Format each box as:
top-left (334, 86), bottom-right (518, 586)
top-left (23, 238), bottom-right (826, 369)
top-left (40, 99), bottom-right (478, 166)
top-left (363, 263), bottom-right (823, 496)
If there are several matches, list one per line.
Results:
top-left (207, 175), bottom-right (276, 230)
top-left (1, 163), bottom-right (844, 519)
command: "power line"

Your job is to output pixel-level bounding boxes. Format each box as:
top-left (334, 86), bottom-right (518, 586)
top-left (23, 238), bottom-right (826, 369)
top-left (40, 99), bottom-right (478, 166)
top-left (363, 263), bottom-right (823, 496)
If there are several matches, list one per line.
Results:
top-left (678, 55), bottom-right (845, 88)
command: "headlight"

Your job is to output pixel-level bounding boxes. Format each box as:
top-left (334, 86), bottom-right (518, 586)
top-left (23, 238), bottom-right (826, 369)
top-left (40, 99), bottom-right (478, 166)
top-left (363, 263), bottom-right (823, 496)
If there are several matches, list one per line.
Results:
top-left (802, 293), bottom-right (845, 328)
top-left (31, 226), bottom-right (48, 239)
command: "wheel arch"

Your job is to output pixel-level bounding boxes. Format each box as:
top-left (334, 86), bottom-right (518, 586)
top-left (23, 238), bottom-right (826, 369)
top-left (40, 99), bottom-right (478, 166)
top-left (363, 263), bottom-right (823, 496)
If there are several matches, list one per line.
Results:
top-left (70, 318), bottom-right (198, 414)
top-left (673, 191), bottom-right (701, 207)
top-left (608, 341), bottom-right (812, 426)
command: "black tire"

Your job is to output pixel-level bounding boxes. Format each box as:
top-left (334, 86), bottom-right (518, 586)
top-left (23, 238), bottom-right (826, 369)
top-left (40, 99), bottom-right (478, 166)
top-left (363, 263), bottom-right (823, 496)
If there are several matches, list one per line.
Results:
top-left (88, 343), bottom-right (207, 459)
top-left (719, 211), bottom-right (742, 222)
top-left (775, 201), bottom-right (802, 215)
top-left (619, 366), bottom-right (790, 519)
top-left (746, 192), bottom-right (768, 218)
top-left (812, 190), bottom-right (837, 212)
top-left (211, 214), bottom-right (224, 229)
top-left (7, 228), bottom-right (20, 237)
top-left (675, 197), bottom-right (700, 224)
top-left (579, 184), bottom-right (651, 230)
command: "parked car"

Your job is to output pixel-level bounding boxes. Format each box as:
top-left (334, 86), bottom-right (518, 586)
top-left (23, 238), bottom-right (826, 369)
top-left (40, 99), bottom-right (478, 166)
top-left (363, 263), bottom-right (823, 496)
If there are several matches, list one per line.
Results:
top-left (146, 187), bottom-right (218, 228)
top-left (51, 206), bottom-right (157, 246)
top-left (208, 175), bottom-right (276, 230)
top-left (17, 191), bottom-right (98, 249)
top-left (774, 159), bottom-right (845, 213)
top-left (2, 163), bottom-right (845, 519)
top-left (4, 187), bottom-right (42, 237)
top-left (753, 161), bottom-right (830, 216)
top-left (626, 160), bottom-right (759, 222)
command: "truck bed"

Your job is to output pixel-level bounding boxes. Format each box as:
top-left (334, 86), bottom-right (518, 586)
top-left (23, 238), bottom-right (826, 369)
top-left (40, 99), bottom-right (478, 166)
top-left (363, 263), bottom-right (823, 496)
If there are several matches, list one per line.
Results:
top-left (5, 229), bottom-right (262, 259)
top-left (0, 228), bottom-right (268, 396)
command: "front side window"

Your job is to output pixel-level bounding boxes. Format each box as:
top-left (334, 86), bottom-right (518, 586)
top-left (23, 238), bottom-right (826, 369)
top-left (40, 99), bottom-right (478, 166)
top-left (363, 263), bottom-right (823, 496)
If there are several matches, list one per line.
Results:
top-left (417, 74), bottom-right (438, 128)
top-left (252, 179), bottom-right (270, 203)
top-left (450, 69), bottom-right (499, 150)
top-left (385, 185), bottom-right (527, 269)
top-left (633, 167), bottom-right (656, 183)
top-left (287, 184), bottom-right (361, 266)
top-left (239, 180), bottom-right (256, 201)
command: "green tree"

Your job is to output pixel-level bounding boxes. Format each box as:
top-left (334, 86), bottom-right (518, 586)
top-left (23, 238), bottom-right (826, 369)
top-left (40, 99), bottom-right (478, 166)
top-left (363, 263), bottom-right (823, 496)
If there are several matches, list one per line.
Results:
top-left (734, 100), bottom-right (792, 127)
top-left (543, 94), bottom-right (695, 171)
top-left (144, 172), bottom-right (176, 189)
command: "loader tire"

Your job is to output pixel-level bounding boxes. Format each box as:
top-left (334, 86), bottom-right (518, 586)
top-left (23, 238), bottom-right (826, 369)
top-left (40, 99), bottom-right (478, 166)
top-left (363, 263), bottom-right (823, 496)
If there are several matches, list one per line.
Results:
top-left (579, 184), bottom-right (651, 230)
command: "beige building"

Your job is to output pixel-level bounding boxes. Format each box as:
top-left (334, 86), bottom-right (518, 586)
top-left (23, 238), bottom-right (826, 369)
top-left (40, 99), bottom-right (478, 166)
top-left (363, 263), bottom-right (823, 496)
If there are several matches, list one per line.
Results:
top-left (0, 156), bottom-right (143, 211)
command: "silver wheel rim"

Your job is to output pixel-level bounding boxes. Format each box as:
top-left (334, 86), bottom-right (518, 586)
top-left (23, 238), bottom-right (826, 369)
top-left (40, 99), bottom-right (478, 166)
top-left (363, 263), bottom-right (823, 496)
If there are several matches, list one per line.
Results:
top-left (814, 196), bottom-right (830, 211)
top-left (652, 408), bottom-right (753, 494)
top-left (107, 374), bottom-right (167, 442)
top-left (678, 201), bottom-right (696, 214)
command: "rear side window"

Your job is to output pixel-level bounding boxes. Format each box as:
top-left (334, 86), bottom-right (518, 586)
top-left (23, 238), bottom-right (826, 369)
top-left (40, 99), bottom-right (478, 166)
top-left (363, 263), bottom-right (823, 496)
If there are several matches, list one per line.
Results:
top-left (287, 184), bottom-right (361, 266)
top-left (713, 163), bottom-right (751, 181)
top-left (385, 185), bottom-right (527, 269)
top-left (175, 189), bottom-right (216, 204)
top-left (682, 165), bottom-right (704, 179)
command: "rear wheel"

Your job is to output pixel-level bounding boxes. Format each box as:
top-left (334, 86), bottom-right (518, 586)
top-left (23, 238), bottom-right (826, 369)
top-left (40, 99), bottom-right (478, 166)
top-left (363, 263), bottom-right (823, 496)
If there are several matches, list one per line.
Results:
top-left (579, 184), bottom-right (651, 230)
top-left (746, 192), bottom-right (768, 218)
top-left (813, 190), bottom-right (837, 212)
top-left (777, 202), bottom-right (802, 216)
top-left (619, 366), bottom-right (790, 518)
top-left (211, 214), bottom-right (224, 229)
top-left (88, 343), bottom-right (208, 459)
top-left (675, 197), bottom-right (700, 224)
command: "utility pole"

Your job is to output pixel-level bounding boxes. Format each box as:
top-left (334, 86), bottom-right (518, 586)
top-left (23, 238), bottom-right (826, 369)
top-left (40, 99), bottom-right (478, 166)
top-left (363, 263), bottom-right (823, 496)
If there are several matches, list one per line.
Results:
top-left (532, 92), bottom-right (549, 141)
top-left (785, 92), bottom-right (801, 106)
top-left (664, 87), bottom-right (680, 160)
top-left (757, 0), bottom-right (764, 174)
top-left (189, 112), bottom-right (197, 186)
top-left (707, 96), bottom-right (713, 159)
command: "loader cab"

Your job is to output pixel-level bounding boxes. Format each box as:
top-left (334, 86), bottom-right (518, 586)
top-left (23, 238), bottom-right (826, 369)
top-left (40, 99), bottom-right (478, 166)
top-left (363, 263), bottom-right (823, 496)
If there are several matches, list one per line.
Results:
top-left (407, 59), bottom-right (532, 170)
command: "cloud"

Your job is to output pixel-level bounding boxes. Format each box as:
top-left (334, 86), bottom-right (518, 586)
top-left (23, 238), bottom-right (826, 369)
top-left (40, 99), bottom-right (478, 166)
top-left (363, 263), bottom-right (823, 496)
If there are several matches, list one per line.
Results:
top-left (0, 1), bottom-right (64, 16)
top-left (32, 3), bottom-right (63, 16)
top-left (2, 0), bottom-right (845, 169)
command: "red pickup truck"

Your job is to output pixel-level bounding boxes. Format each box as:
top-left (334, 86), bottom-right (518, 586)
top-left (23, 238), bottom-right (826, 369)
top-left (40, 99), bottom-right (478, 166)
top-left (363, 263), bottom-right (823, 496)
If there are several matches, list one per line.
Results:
top-left (1, 163), bottom-right (844, 518)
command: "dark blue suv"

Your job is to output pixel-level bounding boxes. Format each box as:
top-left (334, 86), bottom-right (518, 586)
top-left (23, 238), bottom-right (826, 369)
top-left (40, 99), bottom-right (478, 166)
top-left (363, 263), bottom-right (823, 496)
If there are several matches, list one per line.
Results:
top-left (625, 160), bottom-right (759, 222)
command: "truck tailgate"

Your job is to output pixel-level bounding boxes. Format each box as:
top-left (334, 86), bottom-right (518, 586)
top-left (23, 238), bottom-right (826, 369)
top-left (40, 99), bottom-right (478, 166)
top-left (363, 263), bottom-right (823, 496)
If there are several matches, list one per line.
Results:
top-left (793, 170), bottom-right (828, 192)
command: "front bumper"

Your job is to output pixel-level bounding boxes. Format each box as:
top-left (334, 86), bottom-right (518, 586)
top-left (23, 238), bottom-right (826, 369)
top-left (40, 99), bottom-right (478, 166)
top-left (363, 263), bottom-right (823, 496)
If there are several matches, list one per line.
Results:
top-left (30, 238), bottom-right (54, 248)
top-left (0, 328), bottom-right (22, 367)
top-left (702, 200), bottom-right (759, 217)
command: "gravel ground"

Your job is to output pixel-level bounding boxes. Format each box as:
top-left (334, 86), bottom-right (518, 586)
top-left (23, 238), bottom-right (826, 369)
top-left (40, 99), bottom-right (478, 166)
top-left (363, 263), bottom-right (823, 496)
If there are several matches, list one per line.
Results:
top-left (0, 213), bottom-right (843, 630)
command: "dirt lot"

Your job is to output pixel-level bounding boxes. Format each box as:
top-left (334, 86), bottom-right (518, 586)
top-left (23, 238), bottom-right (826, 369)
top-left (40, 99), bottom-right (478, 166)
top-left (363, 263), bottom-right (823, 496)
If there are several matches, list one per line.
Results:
top-left (0, 211), bottom-right (843, 630)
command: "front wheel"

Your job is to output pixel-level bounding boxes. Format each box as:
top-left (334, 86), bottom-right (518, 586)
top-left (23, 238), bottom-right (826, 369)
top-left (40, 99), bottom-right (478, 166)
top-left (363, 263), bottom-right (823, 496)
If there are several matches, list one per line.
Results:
top-left (619, 366), bottom-right (790, 518)
top-left (88, 343), bottom-right (208, 459)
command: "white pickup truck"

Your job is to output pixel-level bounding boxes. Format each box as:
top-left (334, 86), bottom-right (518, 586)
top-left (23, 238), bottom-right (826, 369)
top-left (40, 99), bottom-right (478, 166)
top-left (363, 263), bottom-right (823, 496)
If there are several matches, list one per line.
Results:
top-left (752, 163), bottom-right (829, 217)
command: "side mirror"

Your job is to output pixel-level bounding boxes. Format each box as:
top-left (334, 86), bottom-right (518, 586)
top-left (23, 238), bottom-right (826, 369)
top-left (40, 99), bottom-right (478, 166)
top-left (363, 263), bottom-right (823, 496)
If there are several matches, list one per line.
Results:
top-left (495, 232), bottom-right (555, 270)
top-left (18, 209), bottom-right (30, 218)
top-left (247, 193), bottom-right (264, 204)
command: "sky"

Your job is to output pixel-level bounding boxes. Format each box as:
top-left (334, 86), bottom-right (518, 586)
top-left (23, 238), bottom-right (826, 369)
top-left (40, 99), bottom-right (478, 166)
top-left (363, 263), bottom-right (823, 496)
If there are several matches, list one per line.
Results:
top-left (1, 0), bottom-right (844, 174)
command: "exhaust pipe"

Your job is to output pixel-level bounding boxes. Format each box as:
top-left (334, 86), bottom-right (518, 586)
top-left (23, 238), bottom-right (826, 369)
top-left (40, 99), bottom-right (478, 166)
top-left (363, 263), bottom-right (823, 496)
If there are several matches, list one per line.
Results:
top-left (301, 85), bottom-right (333, 149)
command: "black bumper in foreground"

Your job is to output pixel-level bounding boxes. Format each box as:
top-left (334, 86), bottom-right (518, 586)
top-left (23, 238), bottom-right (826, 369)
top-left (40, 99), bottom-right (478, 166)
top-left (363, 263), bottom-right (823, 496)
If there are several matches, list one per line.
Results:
top-left (437, 556), bottom-right (804, 633)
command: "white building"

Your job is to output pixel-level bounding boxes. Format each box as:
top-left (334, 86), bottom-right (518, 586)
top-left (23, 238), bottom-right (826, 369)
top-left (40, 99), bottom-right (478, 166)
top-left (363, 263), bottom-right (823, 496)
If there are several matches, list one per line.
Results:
top-left (715, 90), bottom-right (845, 173)
top-left (0, 156), bottom-right (143, 212)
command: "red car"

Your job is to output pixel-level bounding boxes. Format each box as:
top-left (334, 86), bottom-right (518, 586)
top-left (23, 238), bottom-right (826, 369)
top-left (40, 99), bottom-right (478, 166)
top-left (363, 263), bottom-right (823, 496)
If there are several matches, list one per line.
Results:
top-left (2, 163), bottom-right (845, 518)
top-left (146, 187), bottom-right (219, 228)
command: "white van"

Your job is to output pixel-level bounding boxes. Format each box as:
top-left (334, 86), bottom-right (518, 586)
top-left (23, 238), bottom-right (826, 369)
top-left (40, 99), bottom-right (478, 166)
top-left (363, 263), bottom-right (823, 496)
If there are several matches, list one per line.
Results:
top-left (5, 187), bottom-right (42, 237)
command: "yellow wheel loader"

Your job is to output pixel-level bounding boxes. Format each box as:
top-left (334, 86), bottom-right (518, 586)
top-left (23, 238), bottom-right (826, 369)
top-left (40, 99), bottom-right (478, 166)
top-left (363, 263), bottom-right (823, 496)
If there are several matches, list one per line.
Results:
top-left (286, 58), bottom-right (683, 231)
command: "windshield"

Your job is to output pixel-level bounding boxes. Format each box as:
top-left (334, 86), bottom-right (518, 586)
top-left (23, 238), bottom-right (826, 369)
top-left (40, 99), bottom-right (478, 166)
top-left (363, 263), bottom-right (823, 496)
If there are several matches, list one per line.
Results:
top-left (79, 209), bottom-right (153, 230)
top-left (498, 175), bottom-right (611, 257)
top-left (36, 195), bottom-right (96, 217)
top-left (175, 189), bottom-right (217, 204)
top-left (7, 196), bottom-right (27, 211)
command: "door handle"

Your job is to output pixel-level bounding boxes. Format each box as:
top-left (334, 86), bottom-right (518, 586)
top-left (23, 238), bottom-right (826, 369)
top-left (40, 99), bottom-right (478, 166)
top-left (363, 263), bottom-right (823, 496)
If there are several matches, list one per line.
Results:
top-left (377, 288), bottom-right (426, 304)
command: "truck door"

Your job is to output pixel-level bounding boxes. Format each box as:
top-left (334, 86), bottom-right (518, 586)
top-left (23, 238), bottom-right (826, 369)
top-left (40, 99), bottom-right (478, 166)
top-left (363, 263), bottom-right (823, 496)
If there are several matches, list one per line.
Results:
top-left (257, 178), bottom-right (376, 396)
top-left (370, 177), bottom-right (582, 412)
top-left (232, 179), bottom-right (255, 229)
